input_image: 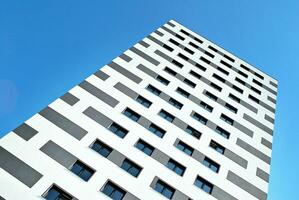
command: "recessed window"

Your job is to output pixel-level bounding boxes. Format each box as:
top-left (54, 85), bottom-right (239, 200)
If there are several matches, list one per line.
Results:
top-left (204, 51), bottom-right (214, 58)
top-left (162, 44), bottom-right (174, 52)
top-left (210, 140), bottom-right (225, 154)
top-left (189, 70), bottom-right (201, 80)
top-left (102, 181), bottom-right (126, 200)
top-left (189, 41), bottom-right (199, 49)
top-left (123, 108), bottom-right (140, 122)
top-left (154, 180), bottom-right (175, 199)
top-left (223, 54), bottom-right (235, 62)
top-left (167, 159), bottom-right (186, 176)
top-left (178, 53), bottom-right (189, 61)
top-left (200, 56), bottom-right (211, 64)
top-left (146, 85), bottom-right (161, 96)
top-left (70, 160), bottom-right (94, 181)
top-left (205, 91), bottom-right (218, 101)
top-left (159, 110), bottom-right (175, 122)
top-left (148, 123), bottom-right (166, 138)
top-left (135, 139), bottom-right (154, 156)
top-left (210, 82), bottom-right (222, 92)
top-left (156, 75), bottom-right (170, 85)
top-left (232, 85), bottom-right (243, 94)
top-left (212, 73), bottom-right (225, 83)
top-left (169, 38), bottom-right (179, 46)
top-left (228, 93), bottom-right (240, 103)
top-left (200, 101), bottom-right (213, 112)
top-left (180, 29), bottom-right (190, 36)
top-left (208, 45), bottom-right (218, 52)
top-left (254, 72), bottom-right (264, 80)
top-left (169, 98), bottom-right (183, 110)
top-left (253, 79), bottom-right (263, 87)
top-left (240, 64), bottom-right (250, 71)
top-left (195, 63), bottom-right (206, 71)
top-left (175, 33), bottom-right (185, 41)
top-left (248, 94), bottom-right (260, 103)
top-left (171, 59), bottom-right (184, 68)
top-left (251, 86), bottom-right (261, 95)
top-left (121, 158), bottom-right (142, 177)
top-left (192, 112), bottom-right (208, 125)
top-left (43, 185), bottom-right (73, 200)
top-left (203, 157), bottom-right (220, 173)
top-left (216, 66), bottom-right (229, 75)
top-left (194, 37), bottom-right (203, 44)
top-left (194, 176), bottom-right (214, 194)
top-left (184, 47), bottom-right (194, 55)
top-left (136, 95), bottom-right (152, 108)
top-left (183, 78), bottom-right (196, 88)
top-left (220, 60), bottom-right (232, 68)
top-left (225, 103), bottom-right (238, 113)
top-left (235, 77), bottom-right (246, 85)
top-left (91, 140), bottom-right (113, 158)
top-left (238, 70), bottom-right (248, 78)
top-left (185, 126), bottom-right (201, 139)
top-left (176, 87), bottom-right (190, 98)
top-left (176, 141), bottom-right (194, 156)
top-left (109, 122), bottom-right (128, 138)
top-left (164, 67), bottom-right (177, 76)
top-left (215, 126), bottom-right (230, 139)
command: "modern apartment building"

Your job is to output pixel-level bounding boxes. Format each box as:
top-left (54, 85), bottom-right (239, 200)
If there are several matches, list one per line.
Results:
top-left (0, 20), bottom-right (278, 200)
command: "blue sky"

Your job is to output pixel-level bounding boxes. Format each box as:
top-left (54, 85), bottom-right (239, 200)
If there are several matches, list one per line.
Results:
top-left (0, 0), bottom-right (298, 199)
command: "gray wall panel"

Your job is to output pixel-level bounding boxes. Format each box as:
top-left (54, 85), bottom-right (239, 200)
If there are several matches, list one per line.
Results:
top-left (83, 106), bottom-right (113, 128)
top-left (261, 138), bottom-right (272, 149)
top-left (243, 114), bottom-right (273, 136)
top-left (94, 70), bottom-right (110, 81)
top-left (13, 123), bottom-right (38, 141)
top-left (60, 92), bottom-right (80, 106)
top-left (108, 61), bottom-right (142, 84)
top-left (264, 114), bottom-right (275, 124)
top-left (130, 47), bottom-right (160, 66)
top-left (107, 150), bottom-right (126, 167)
top-left (114, 82), bottom-right (139, 99)
top-left (224, 149), bottom-right (248, 169)
top-left (256, 168), bottom-right (269, 182)
top-left (119, 53), bottom-right (132, 62)
top-left (211, 186), bottom-right (238, 200)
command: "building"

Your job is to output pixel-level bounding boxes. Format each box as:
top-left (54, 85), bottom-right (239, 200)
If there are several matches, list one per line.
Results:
top-left (0, 20), bottom-right (278, 200)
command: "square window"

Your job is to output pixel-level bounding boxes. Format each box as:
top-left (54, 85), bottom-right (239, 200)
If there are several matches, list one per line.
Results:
top-left (192, 112), bottom-right (208, 125)
top-left (167, 159), bottom-right (186, 176)
top-left (185, 126), bottom-right (201, 139)
top-left (102, 181), bottom-right (126, 200)
top-left (176, 141), bottom-right (194, 156)
top-left (121, 158), bottom-right (142, 177)
top-left (194, 176), bottom-right (213, 194)
top-left (148, 124), bottom-right (166, 138)
top-left (210, 140), bottom-right (225, 154)
top-left (136, 95), bottom-right (152, 108)
top-left (183, 78), bottom-right (196, 88)
top-left (159, 110), bottom-right (175, 122)
top-left (220, 114), bottom-right (234, 125)
top-left (135, 140), bottom-right (154, 156)
top-left (156, 75), bottom-right (170, 85)
top-left (215, 126), bottom-right (230, 139)
top-left (91, 140), bottom-right (113, 158)
top-left (43, 185), bottom-right (73, 200)
top-left (70, 160), bottom-right (94, 181)
top-left (123, 108), bottom-right (140, 122)
top-left (176, 87), bottom-right (190, 98)
top-left (169, 98), bottom-right (183, 110)
top-left (203, 157), bottom-right (220, 173)
top-left (146, 85), bottom-right (161, 96)
top-left (154, 180), bottom-right (175, 199)
top-left (109, 123), bottom-right (128, 138)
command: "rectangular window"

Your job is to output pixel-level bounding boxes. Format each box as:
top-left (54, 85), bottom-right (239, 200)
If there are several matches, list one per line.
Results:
top-left (91, 140), bottom-right (113, 158)
top-left (176, 87), bottom-right (190, 98)
top-left (146, 85), bottom-right (161, 96)
top-left (248, 94), bottom-right (260, 103)
top-left (175, 33), bottom-right (185, 41)
top-left (183, 78), bottom-right (196, 88)
top-left (154, 180), bottom-right (175, 199)
top-left (216, 66), bottom-right (229, 75)
top-left (205, 91), bottom-right (218, 101)
top-left (235, 77), bottom-right (246, 85)
top-left (176, 141), bottom-right (194, 156)
top-left (167, 159), bottom-right (186, 176)
top-left (203, 157), bottom-right (220, 173)
top-left (208, 45), bottom-right (218, 52)
top-left (200, 56), bottom-right (211, 64)
top-left (169, 38), bottom-right (179, 46)
top-left (210, 82), bottom-right (222, 92)
top-left (156, 75), bottom-right (170, 85)
top-left (254, 72), bottom-right (264, 80)
top-left (136, 95), bottom-right (152, 108)
top-left (210, 140), bottom-right (225, 154)
top-left (102, 181), bottom-right (126, 200)
top-left (221, 114), bottom-right (235, 126)
top-left (189, 41), bottom-right (199, 49)
top-left (204, 51), bottom-right (215, 58)
top-left (109, 122), bottom-right (128, 138)
top-left (148, 123), bottom-right (166, 138)
top-left (169, 98), bottom-right (183, 110)
top-left (164, 67), bottom-right (177, 76)
top-left (172, 59), bottom-right (184, 68)
top-left (253, 79), bottom-right (263, 87)
top-left (162, 44), bottom-right (174, 52)
top-left (215, 126), bottom-right (230, 139)
top-left (123, 108), bottom-right (140, 122)
top-left (185, 126), bottom-right (201, 139)
top-left (232, 85), bottom-right (243, 94)
top-left (212, 73), bottom-right (225, 83)
top-left (194, 176), bottom-right (214, 194)
top-left (228, 93), bottom-right (240, 103)
top-left (238, 70), bottom-right (248, 78)
top-left (189, 70), bottom-right (201, 80)
top-left (200, 101), bottom-right (213, 112)
top-left (178, 53), bottom-right (189, 61)
top-left (135, 140), bottom-right (154, 156)
top-left (225, 103), bottom-right (238, 113)
top-left (223, 54), bottom-right (235, 62)
top-left (251, 86), bottom-right (261, 94)
top-left (70, 160), bottom-right (94, 181)
top-left (159, 109), bottom-right (175, 122)
top-left (121, 158), bottom-right (142, 177)
top-left (194, 37), bottom-right (203, 44)
top-left (180, 29), bottom-right (190, 36)
top-left (220, 60), bottom-right (232, 68)
top-left (195, 63), bottom-right (206, 71)
top-left (240, 64), bottom-right (250, 71)
top-left (43, 185), bottom-right (73, 200)
top-left (192, 112), bottom-right (208, 125)
top-left (184, 47), bottom-right (194, 55)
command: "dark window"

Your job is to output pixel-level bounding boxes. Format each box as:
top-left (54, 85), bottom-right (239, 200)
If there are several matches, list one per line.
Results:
top-left (200, 57), bottom-right (211, 64)
top-left (190, 70), bottom-right (201, 80)
top-left (251, 86), bottom-right (261, 94)
top-left (154, 180), bottom-right (175, 199)
top-left (178, 53), bottom-right (189, 61)
top-left (172, 59), bottom-right (184, 68)
top-left (169, 38), bottom-right (179, 46)
top-left (135, 140), bottom-right (154, 156)
top-left (254, 72), bottom-right (264, 80)
top-left (208, 45), bottom-right (218, 52)
top-left (156, 75), bottom-right (170, 85)
top-left (228, 93), bottom-right (240, 103)
top-left (164, 67), bottom-right (177, 76)
top-left (223, 54), bottom-right (235, 62)
top-left (136, 95), bottom-right (152, 108)
top-left (102, 181), bottom-right (126, 200)
top-left (184, 47), bottom-right (194, 55)
top-left (235, 77), bottom-right (246, 85)
top-left (175, 33), bottom-right (185, 40)
top-left (189, 41), bottom-right (199, 49)
top-left (185, 126), bottom-right (201, 139)
top-left (220, 60), bottom-right (232, 68)
top-left (167, 159), bottom-right (186, 176)
top-left (192, 112), bottom-right (208, 125)
top-left (215, 126), bottom-right (230, 139)
top-left (70, 160), bottom-right (94, 181)
top-left (210, 140), bottom-right (225, 154)
top-left (248, 94), bottom-right (260, 103)
top-left (91, 140), bottom-right (113, 158)
top-left (195, 63), bottom-right (206, 71)
top-left (253, 79), bottom-right (263, 87)
top-left (220, 113), bottom-right (235, 125)
top-left (183, 78), bottom-right (196, 88)
top-left (123, 108), bottom-right (140, 122)
top-left (109, 123), bottom-right (128, 138)
top-left (240, 64), bottom-right (250, 71)
top-left (148, 123), bottom-right (166, 138)
top-left (200, 101), bottom-right (213, 112)
top-left (216, 66), bottom-right (229, 75)
top-left (232, 85), bottom-right (243, 94)
top-left (204, 51), bottom-right (214, 58)
top-left (238, 70), bottom-right (248, 78)
top-left (176, 141), bottom-right (194, 156)
top-left (146, 85), bottom-right (161, 96)
top-left (205, 91), bottom-right (218, 101)
top-left (203, 157), bottom-right (220, 173)
top-left (162, 44), bottom-right (174, 52)
top-left (225, 103), bottom-right (238, 113)
top-left (121, 158), bottom-right (142, 177)
top-left (210, 82), bottom-right (222, 92)
top-left (159, 110), bottom-right (175, 122)
top-left (44, 185), bottom-right (73, 200)
top-left (212, 73), bottom-right (225, 83)
top-left (169, 98), bottom-right (183, 110)
top-left (194, 176), bottom-right (214, 194)
top-left (176, 87), bottom-right (190, 98)
top-left (194, 37), bottom-right (203, 43)
top-left (180, 29), bottom-right (190, 36)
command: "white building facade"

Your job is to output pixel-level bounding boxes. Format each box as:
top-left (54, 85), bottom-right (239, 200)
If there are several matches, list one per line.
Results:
top-left (0, 20), bottom-right (278, 200)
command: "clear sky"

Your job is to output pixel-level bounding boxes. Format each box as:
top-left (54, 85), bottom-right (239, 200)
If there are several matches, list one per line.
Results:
top-left (0, 0), bottom-right (298, 199)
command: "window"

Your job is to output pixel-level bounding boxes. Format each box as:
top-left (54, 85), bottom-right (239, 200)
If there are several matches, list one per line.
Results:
top-left (200, 56), bottom-right (211, 64)
top-left (240, 64), bottom-right (250, 71)
top-left (195, 63), bottom-right (206, 71)
top-left (154, 180), bottom-right (175, 199)
top-left (192, 112), bottom-right (208, 125)
top-left (194, 176), bottom-right (214, 194)
top-left (189, 41), bottom-right (199, 49)
top-left (162, 44), bottom-right (174, 52)
top-left (135, 140), bottom-right (154, 156)
top-left (159, 110), bottom-right (175, 122)
top-left (121, 158), bottom-right (142, 177)
top-left (146, 85), bottom-right (161, 96)
top-left (212, 73), bottom-right (225, 83)
top-left (220, 60), bottom-right (232, 68)
top-left (228, 93), bottom-right (240, 103)
top-left (253, 79), bottom-right (263, 87)
top-left (248, 94), bottom-right (260, 103)
top-left (235, 77), bottom-right (246, 85)
top-left (109, 122), bottom-right (128, 138)
top-left (251, 86), bottom-right (261, 94)
top-left (223, 54), bottom-right (235, 62)
top-left (148, 123), bottom-right (166, 138)
top-left (102, 181), bottom-right (126, 200)
top-left (178, 53), bottom-right (189, 61)
top-left (183, 78), bottom-right (196, 88)
top-left (203, 157), bottom-right (220, 173)
top-left (210, 140), bottom-right (225, 154)
top-left (210, 82), bottom-right (222, 92)
top-left (169, 38), bottom-right (179, 46)
top-left (167, 159), bottom-right (186, 176)
top-left (184, 47), bottom-right (194, 55)
top-left (123, 108), bottom-right (140, 122)
top-left (215, 126), bottom-right (230, 139)
top-left (220, 114), bottom-right (234, 125)
top-left (176, 87), bottom-right (190, 98)
top-left (225, 103), bottom-right (237, 113)
top-left (180, 29), bottom-right (190, 36)
top-left (43, 185), bottom-right (73, 200)
top-left (156, 75), bottom-right (170, 85)
top-left (200, 101), bottom-right (213, 112)
top-left (175, 33), bottom-right (185, 41)
top-left (172, 59), bottom-right (183, 68)
top-left (189, 70), bottom-right (201, 80)
top-left (205, 91), bottom-right (218, 101)
top-left (238, 70), bottom-right (248, 78)
top-left (164, 67), bottom-right (177, 76)
top-left (91, 140), bottom-right (113, 158)
top-left (70, 160), bottom-right (94, 181)
top-left (185, 126), bottom-right (201, 139)
top-left (194, 37), bottom-right (203, 44)
top-left (136, 95), bottom-right (152, 108)
top-left (208, 45), bottom-right (218, 52)
top-left (204, 51), bottom-right (214, 58)
top-left (254, 72), bottom-right (264, 80)
top-left (176, 141), bottom-right (194, 156)
top-left (169, 98), bottom-right (183, 110)
top-left (232, 85), bottom-right (243, 94)
top-left (216, 66), bottom-right (229, 75)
